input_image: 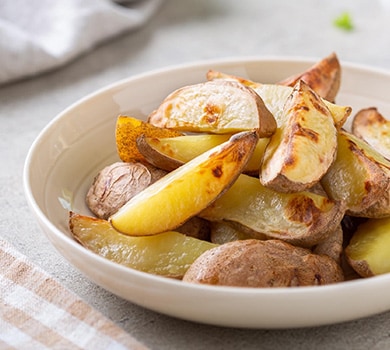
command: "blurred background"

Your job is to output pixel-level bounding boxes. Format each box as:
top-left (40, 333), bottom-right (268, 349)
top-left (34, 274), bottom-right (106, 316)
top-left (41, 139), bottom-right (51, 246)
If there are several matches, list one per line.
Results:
top-left (1, 0), bottom-right (389, 88)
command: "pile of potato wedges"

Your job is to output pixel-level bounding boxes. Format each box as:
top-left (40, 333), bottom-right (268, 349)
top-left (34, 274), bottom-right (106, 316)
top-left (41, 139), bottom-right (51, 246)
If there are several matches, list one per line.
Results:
top-left (70, 53), bottom-right (390, 288)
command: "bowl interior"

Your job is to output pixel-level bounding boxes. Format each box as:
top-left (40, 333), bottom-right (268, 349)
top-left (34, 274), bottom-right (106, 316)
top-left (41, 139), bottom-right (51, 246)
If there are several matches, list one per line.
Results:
top-left (24, 57), bottom-right (390, 328)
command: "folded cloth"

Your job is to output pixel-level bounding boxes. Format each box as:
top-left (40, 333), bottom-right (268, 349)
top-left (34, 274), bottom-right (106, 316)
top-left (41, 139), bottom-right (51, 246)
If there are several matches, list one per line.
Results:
top-left (0, 239), bottom-right (148, 349)
top-left (0, 0), bottom-right (163, 85)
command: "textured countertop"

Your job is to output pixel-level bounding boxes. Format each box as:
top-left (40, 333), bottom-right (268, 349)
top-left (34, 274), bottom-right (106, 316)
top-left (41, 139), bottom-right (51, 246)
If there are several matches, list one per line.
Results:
top-left (1, 0), bottom-right (390, 349)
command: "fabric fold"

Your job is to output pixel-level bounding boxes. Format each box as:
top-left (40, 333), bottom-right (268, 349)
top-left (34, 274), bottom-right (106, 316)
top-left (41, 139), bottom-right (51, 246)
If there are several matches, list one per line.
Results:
top-left (0, 0), bottom-right (163, 84)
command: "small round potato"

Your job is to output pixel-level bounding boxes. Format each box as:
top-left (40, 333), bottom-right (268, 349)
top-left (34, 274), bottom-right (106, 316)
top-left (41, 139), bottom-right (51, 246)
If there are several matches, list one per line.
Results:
top-left (183, 239), bottom-right (344, 287)
top-left (86, 162), bottom-right (167, 219)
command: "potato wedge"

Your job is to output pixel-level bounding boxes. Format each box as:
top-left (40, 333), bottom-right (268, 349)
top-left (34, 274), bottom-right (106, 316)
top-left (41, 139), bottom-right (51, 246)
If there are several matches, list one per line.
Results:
top-left (352, 107), bottom-right (390, 160)
top-left (147, 80), bottom-right (277, 137)
top-left (206, 70), bottom-right (260, 89)
top-left (136, 134), bottom-right (231, 172)
top-left (137, 133), bottom-right (269, 175)
top-left (116, 115), bottom-right (182, 163)
top-left (69, 212), bottom-right (217, 279)
top-left (199, 174), bottom-right (345, 247)
top-left (183, 239), bottom-right (344, 287)
top-left (260, 80), bottom-right (338, 193)
top-left (110, 131), bottom-right (258, 236)
top-left (278, 52), bottom-right (341, 102)
top-left (345, 217), bottom-right (390, 277)
top-left (321, 130), bottom-right (390, 217)
top-left (207, 71), bottom-right (351, 129)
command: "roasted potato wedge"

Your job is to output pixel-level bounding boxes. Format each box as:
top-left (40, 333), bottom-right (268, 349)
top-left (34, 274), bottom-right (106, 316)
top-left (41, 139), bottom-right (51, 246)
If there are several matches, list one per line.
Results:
top-left (352, 107), bottom-right (390, 160)
top-left (137, 133), bottom-right (269, 175)
top-left (345, 217), bottom-right (390, 277)
top-left (116, 115), bottom-right (182, 163)
top-left (110, 131), bottom-right (258, 236)
top-left (278, 52), bottom-right (341, 102)
top-left (147, 80), bottom-right (277, 137)
top-left (136, 134), bottom-right (230, 172)
top-left (260, 80), bottom-right (338, 193)
top-left (207, 71), bottom-right (351, 129)
top-left (69, 212), bottom-right (217, 279)
top-left (321, 130), bottom-right (390, 217)
top-left (199, 174), bottom-right (345, 247)
top-left (183, 239), bottom-right (344, 287)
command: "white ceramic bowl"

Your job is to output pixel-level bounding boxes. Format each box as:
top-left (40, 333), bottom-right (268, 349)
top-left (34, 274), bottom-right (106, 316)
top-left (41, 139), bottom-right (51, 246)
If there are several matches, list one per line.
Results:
top-left (24, 57), bottom-right (390, 329)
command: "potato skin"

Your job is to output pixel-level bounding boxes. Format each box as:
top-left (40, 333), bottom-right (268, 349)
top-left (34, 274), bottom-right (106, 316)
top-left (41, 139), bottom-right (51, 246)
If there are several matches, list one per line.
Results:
top-left (352, 107), bottom-right (390, 160)
top-left (183, 239), bottom-right (344, 287)
top-left (86, 162), bottom-right (167, 219)
top-left (176, 216), bottom-right (211, 241)
top-left (278, 52), bottom-right (341, 103)
top-left (313, 225), bottom-right (343, 264)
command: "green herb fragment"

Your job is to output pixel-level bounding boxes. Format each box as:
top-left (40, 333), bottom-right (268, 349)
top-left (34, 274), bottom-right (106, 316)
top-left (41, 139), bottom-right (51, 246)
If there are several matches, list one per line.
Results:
top-left (333, 12), bottom-right (354, 31)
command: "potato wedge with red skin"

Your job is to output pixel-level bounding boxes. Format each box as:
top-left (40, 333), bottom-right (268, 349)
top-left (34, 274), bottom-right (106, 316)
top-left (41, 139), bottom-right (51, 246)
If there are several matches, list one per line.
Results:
top-left (260, 80), bottom-right (338, 193)
top-left (183, 239), bottom-right (344, 287)
top-left (321, 130), bottom-right (390, 217)
top-left (69, 212), bottom-right (217, 279)
top-left (110, 131), bottom-right (258, 236)
top-left (278, 52), bottom-right (341, 103)
top-left (137, 133), bottom-right (269, 175)
top-left (208, 53), bottom-right (341, 103)
top-left (352, 107), bottom-right (390, 160)
top-left (199, 174), bottom-right (345, 248)
top-left (206, 71), bottom-right (351, 129)
top-left (147, 80), bottom-right (277, 138)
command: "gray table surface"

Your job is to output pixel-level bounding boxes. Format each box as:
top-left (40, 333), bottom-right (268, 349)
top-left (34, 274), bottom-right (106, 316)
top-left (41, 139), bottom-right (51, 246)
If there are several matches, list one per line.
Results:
top-left (1, 0), bottom-right (390, 349)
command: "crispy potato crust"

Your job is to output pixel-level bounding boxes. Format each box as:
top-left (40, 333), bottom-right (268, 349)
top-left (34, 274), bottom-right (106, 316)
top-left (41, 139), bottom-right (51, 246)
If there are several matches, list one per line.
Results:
top-left (147, 80), bottom-right (277, 137)
top-left (352, 107), bottom-right (390, 160)
top-left (183, 239), bottom-right (344, 287)
top-left (278, 52), bottom-right (341, 103)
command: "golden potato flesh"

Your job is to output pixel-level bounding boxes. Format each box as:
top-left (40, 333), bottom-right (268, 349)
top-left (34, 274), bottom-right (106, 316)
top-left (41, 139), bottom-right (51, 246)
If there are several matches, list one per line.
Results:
top-left (351, 135), bottom-right (390, 218)
top-left (137, 133), bottom-right (269, 175)
top-left (115, 115), bottom-right (182, 163)
top-left (183, 239), bottom-right (344, 287)
top-left (110, 131), bottom-right (258, 236)
top-left (69, 212), bottom-right (217, 279)
top-left (136, 134), bottom-right (231, 172)
top-left (207, 71), bottom-right (351, 129)
top-left (199, 174), bottom-right (345, 247)
top-left (345, 217), bottom-right (390, 277)
top-left (321, 130), bottom-right (390, 217)
top-left (352, 107), bottom-right (390, 160)
top-left (278, 52), bottom-right (341, 103)
top-left (147, 80), bottom-right (277, 137)
top-left (260, 80), bottom-right (338, 193)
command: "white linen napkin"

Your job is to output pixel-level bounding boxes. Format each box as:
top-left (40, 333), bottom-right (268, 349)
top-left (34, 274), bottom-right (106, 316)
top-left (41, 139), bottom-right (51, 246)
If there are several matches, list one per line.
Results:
top-left (0, 0), bottom-right (163, 85)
